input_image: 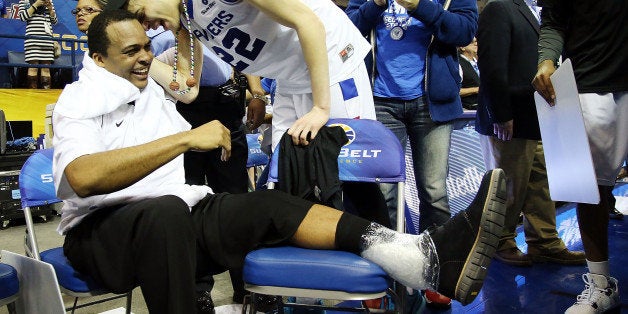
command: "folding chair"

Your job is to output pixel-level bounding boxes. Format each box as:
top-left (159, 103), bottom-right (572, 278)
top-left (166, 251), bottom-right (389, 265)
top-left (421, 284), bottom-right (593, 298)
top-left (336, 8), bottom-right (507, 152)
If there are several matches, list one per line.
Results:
top-left (246, 133), bottom-right (270, 191)
top-left (0, 262), bottom-right (19, 313)
top-left (19, 148), bottom-right (132, 313)
top-left (242, 118), bottom-right (407, 313)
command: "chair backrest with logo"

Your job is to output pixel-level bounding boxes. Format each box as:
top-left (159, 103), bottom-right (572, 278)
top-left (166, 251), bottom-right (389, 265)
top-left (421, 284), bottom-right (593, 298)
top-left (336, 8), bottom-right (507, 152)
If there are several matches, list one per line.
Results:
top-left (268, 118), bottom-right (405, 183)
top-left (267, 118), bottom-right (407, 231)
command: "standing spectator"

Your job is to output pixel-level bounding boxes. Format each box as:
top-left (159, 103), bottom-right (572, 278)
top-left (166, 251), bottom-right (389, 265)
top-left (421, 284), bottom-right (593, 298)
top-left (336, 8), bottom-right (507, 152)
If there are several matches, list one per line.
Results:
top-left (345, 0), bottom-right (477, 308)
top-left (72, 0), bottom-right (103, 34)
top-left (458, 37), bottom-right (479, 110)
top-left (18, 0), bottom-right (57, 89)
top-left (533, 0), bottom-right (627, 312)
top-left (476, 0), bottom-right (584, 267)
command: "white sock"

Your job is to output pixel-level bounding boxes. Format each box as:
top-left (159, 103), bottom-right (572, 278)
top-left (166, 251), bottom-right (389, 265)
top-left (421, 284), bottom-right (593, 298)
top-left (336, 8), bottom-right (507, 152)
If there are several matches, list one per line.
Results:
top-left (586, 260), bottom-right (610, 277)
top-left (359, 224), bottom-right (438, 290)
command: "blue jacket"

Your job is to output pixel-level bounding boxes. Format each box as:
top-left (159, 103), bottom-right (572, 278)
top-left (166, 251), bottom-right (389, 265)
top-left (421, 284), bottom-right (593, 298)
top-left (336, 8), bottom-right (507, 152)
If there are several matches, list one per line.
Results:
top-left (346, 0), bottom-right (477, 122)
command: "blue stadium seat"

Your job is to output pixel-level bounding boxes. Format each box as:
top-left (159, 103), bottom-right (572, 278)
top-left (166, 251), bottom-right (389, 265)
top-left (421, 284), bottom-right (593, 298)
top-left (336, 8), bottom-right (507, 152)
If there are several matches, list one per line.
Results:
top-left (0, 262), bottom-right (19, 311)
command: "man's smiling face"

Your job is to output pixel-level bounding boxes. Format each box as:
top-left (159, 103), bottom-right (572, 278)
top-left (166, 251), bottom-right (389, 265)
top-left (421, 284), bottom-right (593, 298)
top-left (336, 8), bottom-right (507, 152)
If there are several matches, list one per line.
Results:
top-left (93, 19), bottom-right (154, 89)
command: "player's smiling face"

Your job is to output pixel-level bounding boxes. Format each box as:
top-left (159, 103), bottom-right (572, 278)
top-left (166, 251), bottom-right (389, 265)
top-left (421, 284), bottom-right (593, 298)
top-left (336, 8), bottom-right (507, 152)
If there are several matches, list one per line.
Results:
top-left (126, 0), bottom-right (182, 31)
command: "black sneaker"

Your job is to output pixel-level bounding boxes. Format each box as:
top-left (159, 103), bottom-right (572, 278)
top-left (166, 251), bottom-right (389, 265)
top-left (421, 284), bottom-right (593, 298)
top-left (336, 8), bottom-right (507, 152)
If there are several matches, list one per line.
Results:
top-left (428, 169), bottom-right (507, 305)
top-left (196, 290), bottom-right (216, 314)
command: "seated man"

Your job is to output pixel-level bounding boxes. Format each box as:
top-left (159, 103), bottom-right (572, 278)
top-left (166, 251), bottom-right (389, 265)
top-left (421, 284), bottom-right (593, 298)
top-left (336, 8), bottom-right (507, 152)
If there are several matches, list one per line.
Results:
top-left (52, 10), bottom-right (508, 313)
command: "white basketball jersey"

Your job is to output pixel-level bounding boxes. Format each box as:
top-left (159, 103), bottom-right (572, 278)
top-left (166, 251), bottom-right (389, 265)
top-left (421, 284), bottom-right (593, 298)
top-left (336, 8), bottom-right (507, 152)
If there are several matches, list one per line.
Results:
top-left (187, 0), bottom-right (371, 93)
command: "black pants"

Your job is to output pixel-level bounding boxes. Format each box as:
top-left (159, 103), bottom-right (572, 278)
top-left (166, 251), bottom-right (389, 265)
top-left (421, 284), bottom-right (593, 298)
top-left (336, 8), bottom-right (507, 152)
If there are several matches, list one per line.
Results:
top-left (176, 83), bottom-right (249, 194)
top-left (177, 83), bottom-right (249, 295)
top-left (63, 191), bottom-right (313, 314)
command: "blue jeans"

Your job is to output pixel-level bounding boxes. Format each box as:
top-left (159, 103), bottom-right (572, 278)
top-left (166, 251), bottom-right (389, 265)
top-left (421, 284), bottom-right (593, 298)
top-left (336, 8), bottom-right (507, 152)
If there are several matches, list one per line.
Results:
top-left (375, 97), bottom-right (453, 233)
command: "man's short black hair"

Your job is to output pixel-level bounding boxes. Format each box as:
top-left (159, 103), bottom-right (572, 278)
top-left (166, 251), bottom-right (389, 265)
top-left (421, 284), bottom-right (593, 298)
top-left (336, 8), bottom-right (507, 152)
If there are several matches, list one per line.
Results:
top-left (87, 9), bottom-right (138, 58)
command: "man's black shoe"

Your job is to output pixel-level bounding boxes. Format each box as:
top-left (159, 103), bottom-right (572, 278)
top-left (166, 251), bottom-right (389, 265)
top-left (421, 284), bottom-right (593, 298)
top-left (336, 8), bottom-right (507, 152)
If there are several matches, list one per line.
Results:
top-left (428, 169), bottom-right (507, 305)
top-left (196, 290), bottom-right (216, 314)
top-left (494, 247), bottom-right (533, 267)
top-left (528, 248), bottom-right (586, 265)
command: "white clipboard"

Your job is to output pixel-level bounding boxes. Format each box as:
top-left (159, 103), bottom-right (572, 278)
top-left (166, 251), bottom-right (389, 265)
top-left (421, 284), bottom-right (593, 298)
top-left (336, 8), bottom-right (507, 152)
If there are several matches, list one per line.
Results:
top-left (534, 59), bottom-right (599, 204)
top-left (1, 250), bottom-right (66, 314)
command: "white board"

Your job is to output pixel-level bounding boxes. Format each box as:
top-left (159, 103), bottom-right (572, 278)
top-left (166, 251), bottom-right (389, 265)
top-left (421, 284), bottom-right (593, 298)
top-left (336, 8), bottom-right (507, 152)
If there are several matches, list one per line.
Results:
top-left (534, 59), bottom-right (599, 204)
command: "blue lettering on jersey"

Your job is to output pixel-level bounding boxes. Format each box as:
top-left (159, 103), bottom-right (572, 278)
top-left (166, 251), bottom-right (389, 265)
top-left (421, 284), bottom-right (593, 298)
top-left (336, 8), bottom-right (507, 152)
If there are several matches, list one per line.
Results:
top-left (193, 8), bottom-right (266, 72)
top-left (193, 29), bottom-right (212, 41)
top-left (204, 10), bottom-right (233, 37)
top-left (200, 1), bottom-right (215, 14)
top-left (210, 28), bottom-right (267, 72)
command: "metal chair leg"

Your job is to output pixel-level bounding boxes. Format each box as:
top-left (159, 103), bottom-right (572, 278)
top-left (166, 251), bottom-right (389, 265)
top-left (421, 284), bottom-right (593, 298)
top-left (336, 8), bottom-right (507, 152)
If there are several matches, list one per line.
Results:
top-left (125, 291), bottom-right (133, 314)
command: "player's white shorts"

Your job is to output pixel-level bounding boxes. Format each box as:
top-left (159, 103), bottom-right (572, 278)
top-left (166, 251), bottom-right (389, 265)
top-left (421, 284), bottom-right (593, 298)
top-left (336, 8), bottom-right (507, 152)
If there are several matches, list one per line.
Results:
top-left (580, 92), bottom-right (628, 186)
top-left (271, 63), bottom-right (376, 149)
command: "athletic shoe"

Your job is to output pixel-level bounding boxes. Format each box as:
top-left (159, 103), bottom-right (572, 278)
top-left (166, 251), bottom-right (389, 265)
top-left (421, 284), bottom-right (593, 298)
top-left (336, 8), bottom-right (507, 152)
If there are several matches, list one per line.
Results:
top-left (428, 169), bottom-right (507, 305)
top-left (565, 273), bottom-right (620, 314)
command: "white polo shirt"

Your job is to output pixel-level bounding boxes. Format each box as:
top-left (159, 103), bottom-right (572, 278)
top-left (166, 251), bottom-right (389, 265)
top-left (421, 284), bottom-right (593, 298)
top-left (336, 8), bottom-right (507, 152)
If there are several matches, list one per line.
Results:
top-left (53, 56), bottom-right (211, 234)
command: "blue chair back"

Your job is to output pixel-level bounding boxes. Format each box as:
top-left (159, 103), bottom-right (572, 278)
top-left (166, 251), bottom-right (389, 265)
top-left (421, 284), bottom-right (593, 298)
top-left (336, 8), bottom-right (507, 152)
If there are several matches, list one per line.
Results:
top-left (17, 149), bottom-right (133, 311)
top-left (267, 118), bottom-right (405, 183)
top-left (19, 148), bottom-right (61, 208)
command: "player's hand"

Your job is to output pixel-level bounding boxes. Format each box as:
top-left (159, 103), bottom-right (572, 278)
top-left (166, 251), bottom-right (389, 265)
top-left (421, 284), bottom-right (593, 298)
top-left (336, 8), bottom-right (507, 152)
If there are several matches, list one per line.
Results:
top-left (246, 97), bottom-right (266, 131)
top-left (187, 120), bottom-right (232, 161)
top-left (287, 107), bottom-right (329, 146)
top-left (532, 60), bottom-right (557, 106)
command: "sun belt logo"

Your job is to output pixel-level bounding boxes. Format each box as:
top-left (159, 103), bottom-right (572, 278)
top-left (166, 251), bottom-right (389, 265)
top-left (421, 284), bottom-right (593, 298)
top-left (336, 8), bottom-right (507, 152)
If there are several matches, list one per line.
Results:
top-left (328, 123), bottom-right (355, 146)
top-left (329, 123), bottom-right (382, 160)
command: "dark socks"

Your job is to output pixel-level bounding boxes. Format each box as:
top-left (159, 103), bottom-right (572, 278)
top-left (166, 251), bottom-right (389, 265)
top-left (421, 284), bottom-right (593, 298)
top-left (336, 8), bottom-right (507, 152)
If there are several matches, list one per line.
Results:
top-left (335, 212), bottom-right (371, 254)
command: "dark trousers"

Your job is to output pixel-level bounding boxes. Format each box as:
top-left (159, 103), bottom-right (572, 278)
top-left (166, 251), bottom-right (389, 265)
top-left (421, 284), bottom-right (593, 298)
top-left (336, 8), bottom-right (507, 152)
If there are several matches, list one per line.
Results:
top-left (63, 191), bottom-right (314, 313)
top-left (176, 83), bottom-right (249, 194)
top-left (64, 196), bottom-right (198, 313)
top-left (176, 83), bottom-right (249, 296)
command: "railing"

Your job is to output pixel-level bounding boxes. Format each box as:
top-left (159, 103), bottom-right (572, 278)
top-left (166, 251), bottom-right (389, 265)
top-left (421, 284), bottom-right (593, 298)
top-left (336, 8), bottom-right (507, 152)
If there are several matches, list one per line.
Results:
top-left (0, 33), bottom-right (86, 82)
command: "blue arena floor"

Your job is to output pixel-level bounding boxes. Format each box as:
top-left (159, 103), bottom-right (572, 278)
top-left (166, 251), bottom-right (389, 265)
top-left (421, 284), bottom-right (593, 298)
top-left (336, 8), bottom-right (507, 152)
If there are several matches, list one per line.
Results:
top-left (426, 182), bottom-right (628, 314)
